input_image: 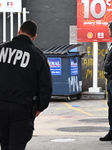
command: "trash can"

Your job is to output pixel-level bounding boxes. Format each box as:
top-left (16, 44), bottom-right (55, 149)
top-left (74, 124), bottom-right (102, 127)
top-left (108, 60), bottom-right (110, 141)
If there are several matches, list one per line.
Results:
top-left (43, 44), bottom-right (83, 101)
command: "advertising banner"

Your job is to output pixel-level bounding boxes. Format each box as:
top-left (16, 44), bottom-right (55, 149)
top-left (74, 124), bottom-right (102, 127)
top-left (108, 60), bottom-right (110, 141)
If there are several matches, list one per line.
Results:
top-left (77, 0), bottom-right (112, 42)
top-left (48, 58), bottom-right (62, 75)
top-left (70, 58), bottom-right (78, 75)
top-left (0, 0), bottom-right (22, 12)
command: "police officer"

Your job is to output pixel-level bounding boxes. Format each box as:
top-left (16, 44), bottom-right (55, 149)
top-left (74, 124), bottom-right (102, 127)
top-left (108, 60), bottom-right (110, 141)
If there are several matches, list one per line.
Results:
top-left (99, 22), bottom-right (112, 141)
top-left (0, 20), bottom-right (52, 149)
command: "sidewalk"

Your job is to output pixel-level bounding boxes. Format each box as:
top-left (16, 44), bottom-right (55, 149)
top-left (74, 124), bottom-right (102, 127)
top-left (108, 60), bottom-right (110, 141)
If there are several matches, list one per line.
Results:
top-left (1, 99), bottom-right (112, 150)
top-left (26, 99), bottom-right (112, 150)
top-left (26, 135), bottom-right (112, 150)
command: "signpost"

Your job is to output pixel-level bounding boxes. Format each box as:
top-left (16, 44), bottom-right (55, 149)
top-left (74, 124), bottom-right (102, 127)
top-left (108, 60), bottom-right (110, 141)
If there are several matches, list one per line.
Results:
top-left (77, 0), bottom-right (112, 92)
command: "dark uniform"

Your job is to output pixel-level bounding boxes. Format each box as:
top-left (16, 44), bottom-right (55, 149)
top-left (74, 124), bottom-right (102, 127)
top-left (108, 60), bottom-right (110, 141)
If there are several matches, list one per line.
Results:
top-left (0, 35), bottom-right (52, 149)
top-left (100, 43), bottom-right (112, 141)
top-left (104, 44), bottom-right (112, 130)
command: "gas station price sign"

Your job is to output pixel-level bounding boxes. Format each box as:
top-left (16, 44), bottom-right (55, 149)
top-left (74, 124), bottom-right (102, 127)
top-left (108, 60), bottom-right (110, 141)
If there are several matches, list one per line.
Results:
top-left (77, 0), bottom-right (112, 42)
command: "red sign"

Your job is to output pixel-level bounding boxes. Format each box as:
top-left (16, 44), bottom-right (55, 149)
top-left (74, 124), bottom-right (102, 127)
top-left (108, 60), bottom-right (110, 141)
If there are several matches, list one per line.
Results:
top-left (77, 0), bottom-right (112, 42)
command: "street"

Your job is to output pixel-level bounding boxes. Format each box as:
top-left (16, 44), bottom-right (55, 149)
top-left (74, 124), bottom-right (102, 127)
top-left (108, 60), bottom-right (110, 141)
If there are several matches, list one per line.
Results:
top-left (26, 98), bottom-right (112, 150)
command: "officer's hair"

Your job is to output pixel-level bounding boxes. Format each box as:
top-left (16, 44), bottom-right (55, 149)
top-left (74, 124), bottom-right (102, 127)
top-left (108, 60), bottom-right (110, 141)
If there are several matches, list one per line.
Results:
top-left (20, 20), bottom-right (37, 37)
top-left (108, 21), bottom-right (112, 31)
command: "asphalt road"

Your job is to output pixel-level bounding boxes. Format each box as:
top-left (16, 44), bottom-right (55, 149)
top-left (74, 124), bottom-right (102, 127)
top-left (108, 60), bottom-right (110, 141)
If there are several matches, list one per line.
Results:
top-left (0, 98), bottom-right (111, 150)
top-left (26, 98), bottom-right (112, 150)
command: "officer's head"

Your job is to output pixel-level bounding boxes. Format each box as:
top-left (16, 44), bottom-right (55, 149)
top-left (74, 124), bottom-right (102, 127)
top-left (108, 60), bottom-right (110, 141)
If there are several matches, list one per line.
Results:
top-left (108, 21), bottom-right (112, 38)
top-left (18, 20), bottom-right (37, 40)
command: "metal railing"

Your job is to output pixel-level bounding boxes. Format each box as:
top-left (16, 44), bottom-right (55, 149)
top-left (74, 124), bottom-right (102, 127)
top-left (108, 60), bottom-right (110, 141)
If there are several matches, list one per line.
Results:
top-left (2, 8), bottom-right (29, 42)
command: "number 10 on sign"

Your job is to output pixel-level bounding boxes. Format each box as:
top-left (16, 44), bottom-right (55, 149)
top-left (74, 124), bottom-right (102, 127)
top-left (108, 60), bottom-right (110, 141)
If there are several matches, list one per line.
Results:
top-left (82, 0), bottom-right (111, 19)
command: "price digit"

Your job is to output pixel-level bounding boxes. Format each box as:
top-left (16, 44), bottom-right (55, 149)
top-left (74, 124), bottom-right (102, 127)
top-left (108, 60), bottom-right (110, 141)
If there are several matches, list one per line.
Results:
top-left (82, 0), bottom-right (106, 19)
top-left (82, 0), bottom-right (89, 18)
top-left (106, 0), bottom-right (111, 6)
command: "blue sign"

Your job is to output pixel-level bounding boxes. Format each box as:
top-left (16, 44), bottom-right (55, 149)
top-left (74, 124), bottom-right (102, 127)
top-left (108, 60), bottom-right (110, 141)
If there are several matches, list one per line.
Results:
top-left (48, 58), bottom-right (62, 75)
top-left (70, 58), bottom-right (78, 75)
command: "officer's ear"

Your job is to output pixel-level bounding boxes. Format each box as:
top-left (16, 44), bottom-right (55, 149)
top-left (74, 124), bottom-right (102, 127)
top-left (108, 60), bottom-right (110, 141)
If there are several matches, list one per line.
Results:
top-left (31, 34), bottom-right (37, 41)
top-left (18, 28), bottom-right (22, 35)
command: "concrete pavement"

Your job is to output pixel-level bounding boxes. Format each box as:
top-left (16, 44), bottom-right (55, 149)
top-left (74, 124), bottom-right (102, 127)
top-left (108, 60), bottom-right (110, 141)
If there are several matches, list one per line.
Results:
top-left (26, 99), bottom-right (112, 150)
top-left (26, 135), bottom-right (112, 150)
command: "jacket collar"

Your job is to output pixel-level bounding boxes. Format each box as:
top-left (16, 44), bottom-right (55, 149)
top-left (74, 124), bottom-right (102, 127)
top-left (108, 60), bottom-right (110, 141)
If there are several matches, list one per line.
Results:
top-left (12, 35), bottom-right (34, 45)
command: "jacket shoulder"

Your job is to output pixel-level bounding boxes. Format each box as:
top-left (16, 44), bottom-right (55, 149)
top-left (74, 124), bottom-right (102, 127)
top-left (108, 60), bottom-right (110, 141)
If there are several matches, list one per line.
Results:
top-left (0, 41), bottom-right (10, 48)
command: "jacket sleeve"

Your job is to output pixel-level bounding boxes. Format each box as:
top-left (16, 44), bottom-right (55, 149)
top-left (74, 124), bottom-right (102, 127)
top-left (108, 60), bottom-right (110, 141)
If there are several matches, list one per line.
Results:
top-left (35, 54), bottom-right (52, 112)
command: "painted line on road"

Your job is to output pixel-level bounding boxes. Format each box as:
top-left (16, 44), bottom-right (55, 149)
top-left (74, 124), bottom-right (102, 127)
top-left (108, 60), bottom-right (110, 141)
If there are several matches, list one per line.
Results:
top-left (101, 100), bottom-right (107, 105)
top-left (62, 102), bottom-right (94, 116)
top-left (97, 108), bottom-right (107, 111)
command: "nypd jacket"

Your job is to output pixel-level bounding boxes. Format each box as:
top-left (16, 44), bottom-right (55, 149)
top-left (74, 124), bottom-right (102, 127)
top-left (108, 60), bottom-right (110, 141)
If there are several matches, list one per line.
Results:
top-left (104, 44), bottom-right (112, 73)
top-left (0, 35), bottom-right (52, 111)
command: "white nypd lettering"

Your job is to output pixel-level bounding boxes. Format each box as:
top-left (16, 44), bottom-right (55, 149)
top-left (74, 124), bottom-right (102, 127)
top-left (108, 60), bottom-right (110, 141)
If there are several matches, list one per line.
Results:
top-left (8, 48), bottom-right (17, 63)
top-left (0, 47), bottom-right (8, 62)
top-left (0, 47), bottom-right (30, 68)
top-left (20, 52), bottom-right (30, 68)
top-left (13, 50), bottom-right (23, 65)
